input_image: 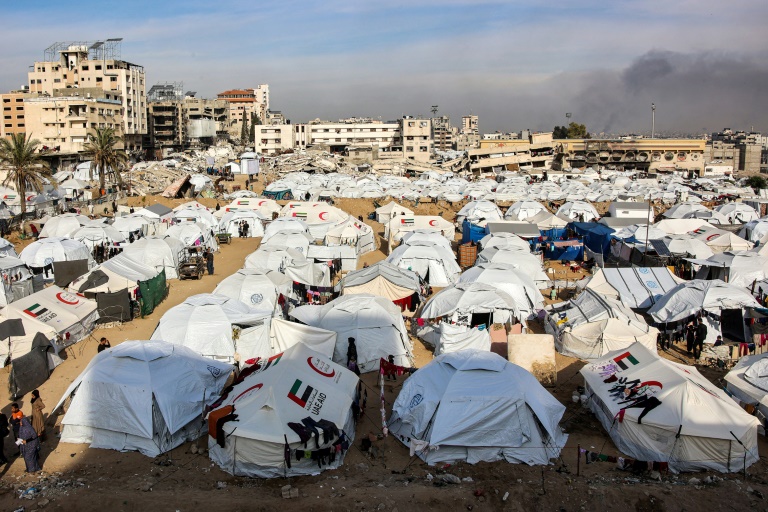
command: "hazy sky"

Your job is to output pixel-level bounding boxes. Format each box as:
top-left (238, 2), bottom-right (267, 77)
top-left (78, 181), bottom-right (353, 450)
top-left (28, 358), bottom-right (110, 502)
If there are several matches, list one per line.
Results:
top-left (3, 0), bottom-right (767, 134)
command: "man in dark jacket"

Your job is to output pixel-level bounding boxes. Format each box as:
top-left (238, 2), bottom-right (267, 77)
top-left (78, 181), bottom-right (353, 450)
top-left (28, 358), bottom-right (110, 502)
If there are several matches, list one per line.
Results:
top-left (694, 318), bottom-right (707, 360)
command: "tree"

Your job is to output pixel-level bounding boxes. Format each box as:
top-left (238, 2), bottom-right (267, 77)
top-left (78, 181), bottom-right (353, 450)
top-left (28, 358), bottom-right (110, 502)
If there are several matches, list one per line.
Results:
top-left (81, 127), bottom-right (128, 194)
top-left (746, 175), bottom-right (767, 190)
top-left (240, 115), bottom-right (249, 145)
top-left (249, 112), bottom-right (258, 142)
top-left (566, 122), bottom-right (590, 139)
top-left (553, 125), bottom-right (568, 138)
top-left (0, 133), bottom-right (50, 216)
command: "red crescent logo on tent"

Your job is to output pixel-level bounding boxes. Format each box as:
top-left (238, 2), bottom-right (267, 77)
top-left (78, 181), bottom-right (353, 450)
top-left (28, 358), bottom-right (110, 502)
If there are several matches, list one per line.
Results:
top-left (637, 381), bottom-right (662, 391)
top-left (307, 357), bottom-right (336, 378)
top-left (258, 201), bottom-right (266, 206)
top-left (233, 383), bottom-right (263, 403)
top-left (56, 292), bottom-right (80, 305)
top-left (429, 220), bottom-right (437, 226)
top-left (319, 212), bottom-right (328, 220)
top-left (706, 234), bottom-right (719, 241)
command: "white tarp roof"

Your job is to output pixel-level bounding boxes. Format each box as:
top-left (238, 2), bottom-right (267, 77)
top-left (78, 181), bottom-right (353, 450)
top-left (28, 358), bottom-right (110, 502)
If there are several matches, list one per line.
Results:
top-left (38, 213), bottom-right (90, 238)
top-left (420, 282), bottom-right (521, 324)
top-left (207, 343), bottom-right (358, 478)
top-left (213, 268), bottom-right (283, 312)
top-left (581, 342), bottom-right (760, 473)
top-left (122, 236), bottom-right (185, 279)
top-left (19, 237), bottom-right (94, 269)
top-left (290, 294), bottom-right (413, 372)
top-left (647, 279), bottom-right (761, 323)
top-left (388, 350), bottom-right (567, 465)
top-left (55, 341), bottom-right (232, 457)
top-left (580, 267), bottom-right (685, 309)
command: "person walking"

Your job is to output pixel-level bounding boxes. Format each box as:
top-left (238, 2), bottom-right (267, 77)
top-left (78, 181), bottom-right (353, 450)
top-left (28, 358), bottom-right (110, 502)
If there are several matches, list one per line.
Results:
top-left (17, 417), bottom-right (41, 473)
top-left (685, 322), bottom-right (696, 355)
top-left (9, 403), bottom-right (23, 452)
top-left (206, 249), bottom-right (214, 276)
top-left (243, 221), bottom-right (250, 238)
top-left (30, 390), bottom-right (45, 442)
top-left (694, 318), bottom-right (708, 360)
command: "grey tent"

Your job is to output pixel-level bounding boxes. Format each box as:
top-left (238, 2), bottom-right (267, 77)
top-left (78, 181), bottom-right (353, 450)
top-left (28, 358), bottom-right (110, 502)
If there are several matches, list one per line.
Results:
top-left (8, 332), bottom-right (52, 399)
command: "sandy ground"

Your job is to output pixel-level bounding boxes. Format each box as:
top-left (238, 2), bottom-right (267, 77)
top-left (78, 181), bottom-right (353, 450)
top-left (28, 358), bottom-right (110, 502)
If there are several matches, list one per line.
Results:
top-left (0, 188), bottom-right (767, 511)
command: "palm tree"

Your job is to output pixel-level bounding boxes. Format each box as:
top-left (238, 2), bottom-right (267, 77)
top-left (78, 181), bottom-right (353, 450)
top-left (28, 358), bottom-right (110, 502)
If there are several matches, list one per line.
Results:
top-left (0, 133), bottom-right (50, 216)
top-left (81, 127), bottom-right (128, 193)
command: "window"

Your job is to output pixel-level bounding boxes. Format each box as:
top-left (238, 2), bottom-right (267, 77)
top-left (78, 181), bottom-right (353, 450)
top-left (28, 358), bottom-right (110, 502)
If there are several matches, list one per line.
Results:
top-left (95, 65), bottom-right (102, 70)
top-left (3, 107), bottom-right (9, 111)
top-left (406, 146), bottom-right (413, 152)
top-left (14, 98), bottom-right (22, 103)
top-left (96, 77), bottom-right (102, 82)
top-left (420, 146), bottom-right (428, 152)
top-left (408, 122), bottom-right (415, 127)
top-left (110, 77), bottom-right (117, 82)
top-left (82, 65), bottom-right (89, 71)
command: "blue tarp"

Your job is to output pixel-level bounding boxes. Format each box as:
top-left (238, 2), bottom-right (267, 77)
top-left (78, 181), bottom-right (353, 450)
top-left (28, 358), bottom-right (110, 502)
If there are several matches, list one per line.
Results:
top-left (568, 222), bottom-right (615, 256)
top-left (540, 227), bottom-right (567, 241)
top-left (462, 220), bottom-right (486, 244)
top-left (544, 241), bottom-right (584, 261)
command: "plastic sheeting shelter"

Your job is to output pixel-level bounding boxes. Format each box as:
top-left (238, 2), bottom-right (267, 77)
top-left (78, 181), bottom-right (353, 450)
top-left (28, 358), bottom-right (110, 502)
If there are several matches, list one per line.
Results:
top-left (580, 267), bottom-right (685, 309)
top-left (582, 342), bottom-right (760, 473)
top-left (54, 341), bottom-right (232, 457)
top-left (207, 343), bottom-right (358, 478)
top-left (291, 294), bottom-right (413, 372)
top-left (388, 350), bottom-right (568, 465)
top-left (545, 289), bottom-right (659, 361)
top-left (461, 221), bottom-right (486, 244)
top-left (568, 222), bottom-right (615, 256)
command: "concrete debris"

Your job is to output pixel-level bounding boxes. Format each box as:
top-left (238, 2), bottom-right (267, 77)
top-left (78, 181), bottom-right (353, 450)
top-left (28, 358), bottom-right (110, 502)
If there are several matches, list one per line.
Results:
top-left (281, 484), bottom-right (299, 499)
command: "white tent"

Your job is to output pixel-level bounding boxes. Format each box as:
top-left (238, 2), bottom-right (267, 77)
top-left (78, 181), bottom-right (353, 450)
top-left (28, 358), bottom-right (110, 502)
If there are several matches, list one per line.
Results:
top-left (261, 231), bottom-right (313, 255)
top-left (207, 343), bottom-right (358, 478)
top-left (213, 268), bottom-right (284, 313)
top-left (54, 341), bottom-right (232, 457)
top-left (385, 241), bottom-right (460, 287)
top-left (457, 262), bottom-right (543, 318)
top-left (268, 318), bottom-right (337, 359)
top-left (291, 294), bottom-right (413, 372)
top-left (324, 216), bottom-right (375, 255)
top-left (72, 223), bottom-right (126, 249)
top-left (0, 255), bottom-right (33, 307)
top-left (385, 215), bottom-right (455, 250)
top-left (0, 312), bottom-right (57, 368)
top-left (3, 285), bottom-right (98, 349)
top-left (579, 267), bottom-right (685, 309)
top-left (556, 201), bottom-right (599, 222)
top-left (218, 210), bottom-right (266, 238)
top-left (399, 229), bottom-right (452, 250)
top-left (262, 218), bottom-right (310, 243)
top-left (715, 203), bottom-right (759, 224)
top-left (648, 279), bottom-right (760, 324)
top-left (111, 215), bottom-right (156, 239)
top-left (388, 350), bottom-right (568, 465)
top-left (692, 228), bottom-right (751, 253)
top-left (0, 238), bottom-right (18, 258)
top-left (663, 201), bottom-right (710, 219)
top-left (660, 234), bottom-right (714, 259)
top-left (342, 261), bottom-right (421, 301)
top-left (375, 202), bottom-right (414, 224)
top-left (37, 213), bottom-right (90, 239)
top-left (478, 232), bottom-right (530, 252)
top-left (527, 210), bottom-right (570, 231)
top-left (244, 246), bottom-right (307, 272)
top-left (19, 237), bottom-right (94, 269)
top-left (582, 342), bottom-right (760, 473)
top-left (689, 251), bottom-right (768, 289)
top-left (456, 200), bottom-right (503, 226)
top-left (475, 249), bottom-right (550, 289)
top-left (545, 289), bottom-right (659, 361)
top-left (224, 197), bottom-right (281, 218)
top-left (505, 200), bottom-right (546, 221)
top-left (122, 236), bottom-right (185, 279)
top-left (151, 293), bottom-right (273, 365)
top-left (173, 207), bottom-right (219, 230)
top-left (724, 353), bottom-right (768, 429)
top-left (420, 282), bottom-right (521, 325)
top-left (165, 222), bottom-right (218, 250)
top-left (418, 322), bottom-right (491, 356)
top-left (653, 218), bottom-right (714, 236)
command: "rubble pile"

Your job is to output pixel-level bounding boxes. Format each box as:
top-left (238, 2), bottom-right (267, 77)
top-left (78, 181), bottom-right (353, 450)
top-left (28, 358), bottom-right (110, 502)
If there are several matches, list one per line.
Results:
top-left (126, 162), bottom-right (189, 196)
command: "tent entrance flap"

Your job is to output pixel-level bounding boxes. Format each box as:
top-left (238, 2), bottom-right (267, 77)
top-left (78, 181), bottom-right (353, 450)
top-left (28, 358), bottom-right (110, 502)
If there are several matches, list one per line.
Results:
top-left (721, 309), bottom-right (746, 342)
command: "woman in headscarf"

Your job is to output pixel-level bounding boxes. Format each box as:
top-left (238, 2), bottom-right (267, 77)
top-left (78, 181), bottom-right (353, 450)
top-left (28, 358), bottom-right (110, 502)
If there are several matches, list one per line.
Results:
top-left (31, 390), bottom-right (45, 441)
top-left (18, 417), bottom-right (41, 473)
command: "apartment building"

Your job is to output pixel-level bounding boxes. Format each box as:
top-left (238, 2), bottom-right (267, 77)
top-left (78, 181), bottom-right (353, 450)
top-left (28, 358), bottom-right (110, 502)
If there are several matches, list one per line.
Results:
top-left (27, 40), bottom-right (146, 150)
top-left (431, 116), bottom-right (455, 152)
top-left (24, 87), bottom-right (124, 154)
top-left (706, 128), bottom-right (762, 173)
top-left (217, 86), bottom-right (269, 139)
top-left (468, 131), bottom-right (555, 172)
top-left (400, 117), bottom-right (432, 162)
top-left (1, 89), bottom-right (39, 139)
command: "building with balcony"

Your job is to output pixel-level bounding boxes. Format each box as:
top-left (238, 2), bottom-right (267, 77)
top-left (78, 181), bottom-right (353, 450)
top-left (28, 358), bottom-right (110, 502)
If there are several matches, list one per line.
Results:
top-left (24, 87), bottom-right (124, 155)
top-left (217, 86), bottom-right (269, 139)
top-left (469, 132), bottom-right (555, 172)
top-left (27, 40), bottom-right (146, 150)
